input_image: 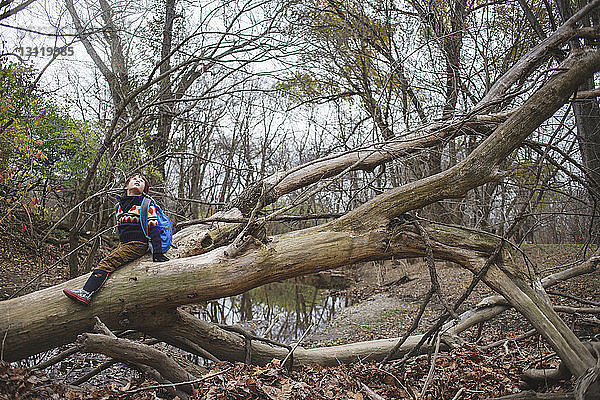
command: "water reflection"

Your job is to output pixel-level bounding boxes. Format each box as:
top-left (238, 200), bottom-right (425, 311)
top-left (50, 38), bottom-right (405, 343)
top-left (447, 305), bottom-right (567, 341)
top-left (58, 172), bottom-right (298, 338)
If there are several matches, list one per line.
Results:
top-left (189, 280), bottom-right (355, 342)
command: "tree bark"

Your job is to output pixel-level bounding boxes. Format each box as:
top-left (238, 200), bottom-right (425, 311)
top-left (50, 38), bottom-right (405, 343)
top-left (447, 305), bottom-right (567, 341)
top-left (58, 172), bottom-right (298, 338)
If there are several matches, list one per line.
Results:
top-left (77, 333), bottom-right (195, 394)
top-left (150, 308), bottom-right (454, 367)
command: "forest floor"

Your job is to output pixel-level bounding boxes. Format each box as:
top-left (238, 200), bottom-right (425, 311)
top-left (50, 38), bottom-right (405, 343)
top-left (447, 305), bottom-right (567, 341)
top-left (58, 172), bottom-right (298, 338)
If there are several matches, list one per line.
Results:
top-left (1, 220), bottom-right (599, 399)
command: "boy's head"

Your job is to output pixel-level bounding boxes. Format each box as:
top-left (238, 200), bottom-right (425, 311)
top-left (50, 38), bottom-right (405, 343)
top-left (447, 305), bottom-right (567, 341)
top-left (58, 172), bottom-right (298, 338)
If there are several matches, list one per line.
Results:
top-left (124, 173), bottom-right (149, 196)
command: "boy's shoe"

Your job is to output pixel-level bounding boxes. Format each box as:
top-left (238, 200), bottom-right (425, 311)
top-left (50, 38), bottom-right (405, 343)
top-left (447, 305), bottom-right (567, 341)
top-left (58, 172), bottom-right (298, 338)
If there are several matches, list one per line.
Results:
top-left (153, 253), bottom-right (169, 262)
top-left (63, 288), bottom-right (93, 305)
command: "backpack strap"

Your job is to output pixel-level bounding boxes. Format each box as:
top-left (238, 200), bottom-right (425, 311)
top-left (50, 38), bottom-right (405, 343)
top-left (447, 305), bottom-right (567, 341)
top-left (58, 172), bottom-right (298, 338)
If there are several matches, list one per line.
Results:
top-left (140, 196), bottom-right (151, 240)
top-left (113, 195), bottom-right (121, 215)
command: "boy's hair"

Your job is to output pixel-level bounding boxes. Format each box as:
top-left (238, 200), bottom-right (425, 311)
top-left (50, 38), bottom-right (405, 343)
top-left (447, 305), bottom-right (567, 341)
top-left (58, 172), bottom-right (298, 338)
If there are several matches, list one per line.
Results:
top-left (124, 173), bottom-right (150, 194)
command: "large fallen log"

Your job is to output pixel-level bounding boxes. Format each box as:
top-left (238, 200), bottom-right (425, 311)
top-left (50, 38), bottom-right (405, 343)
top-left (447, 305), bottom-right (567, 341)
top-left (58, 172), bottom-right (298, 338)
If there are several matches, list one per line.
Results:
top-left (0, 219), bottom-right (592, 371)
top-left (151, 308), bottom-right (460, 368)
top-left (445, 251), bottom-right (600, 335)
top-left (77, 333), bottom-right (195, 394)
top-left (0, 222), bottom-right (488, 362)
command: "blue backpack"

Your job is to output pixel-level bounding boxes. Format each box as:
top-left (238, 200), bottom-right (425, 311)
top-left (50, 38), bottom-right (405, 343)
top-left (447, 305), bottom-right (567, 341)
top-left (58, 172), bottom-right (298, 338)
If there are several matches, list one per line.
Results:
top-left (140, 197), bottom-right (173, 253)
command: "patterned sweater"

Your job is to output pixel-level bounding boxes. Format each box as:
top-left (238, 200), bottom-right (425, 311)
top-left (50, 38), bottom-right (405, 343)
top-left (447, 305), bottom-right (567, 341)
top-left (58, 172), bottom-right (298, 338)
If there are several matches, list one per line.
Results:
top-left (115, 195), bottom-right (162, 253)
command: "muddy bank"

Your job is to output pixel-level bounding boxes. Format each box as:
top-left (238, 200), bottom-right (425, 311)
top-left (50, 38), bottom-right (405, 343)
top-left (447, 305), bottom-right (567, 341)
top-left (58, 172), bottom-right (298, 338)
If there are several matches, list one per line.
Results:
top-left (307, 258), bottom-right (492, 346)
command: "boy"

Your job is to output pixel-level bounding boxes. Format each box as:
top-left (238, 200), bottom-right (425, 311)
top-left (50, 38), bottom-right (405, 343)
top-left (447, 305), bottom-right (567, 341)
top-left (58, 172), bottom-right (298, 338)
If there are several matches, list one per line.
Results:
top-left (63, 173), bottom-right (169, 305)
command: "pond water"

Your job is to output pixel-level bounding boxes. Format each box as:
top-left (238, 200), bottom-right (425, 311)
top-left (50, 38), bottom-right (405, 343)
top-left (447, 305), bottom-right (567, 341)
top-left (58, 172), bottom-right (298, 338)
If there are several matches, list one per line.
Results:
top-left (188, 279), bottom-right (356, 342)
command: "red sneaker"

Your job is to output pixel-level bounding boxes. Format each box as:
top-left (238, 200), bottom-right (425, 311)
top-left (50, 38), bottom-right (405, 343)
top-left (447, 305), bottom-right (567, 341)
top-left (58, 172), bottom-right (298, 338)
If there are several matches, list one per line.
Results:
top-left (63, 288), bottom-right (92, 305)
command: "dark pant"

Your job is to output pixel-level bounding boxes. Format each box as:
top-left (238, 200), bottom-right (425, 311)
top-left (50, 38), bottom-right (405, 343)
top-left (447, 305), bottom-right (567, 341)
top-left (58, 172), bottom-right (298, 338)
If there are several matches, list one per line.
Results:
top-left (96, 241), bottom-right (149, 273)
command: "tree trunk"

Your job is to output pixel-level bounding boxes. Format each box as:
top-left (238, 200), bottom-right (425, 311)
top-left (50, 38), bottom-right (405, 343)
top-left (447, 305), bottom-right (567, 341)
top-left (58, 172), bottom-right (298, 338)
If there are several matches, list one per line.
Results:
top-left (556, 0), bottom-right (600, 244)
top-left (151, 308), bottom-right (454, 367)
top-left (77, 333), bottom-right (194, 393)
top-left (150, 0), bottom-right (177, 179)
top-left (574, 77), bottom-right (600, 243)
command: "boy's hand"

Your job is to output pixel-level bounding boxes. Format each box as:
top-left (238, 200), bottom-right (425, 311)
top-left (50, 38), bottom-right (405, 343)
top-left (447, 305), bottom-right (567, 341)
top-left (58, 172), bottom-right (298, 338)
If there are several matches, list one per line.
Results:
top-left (153, 253), bottom-right (169, 262)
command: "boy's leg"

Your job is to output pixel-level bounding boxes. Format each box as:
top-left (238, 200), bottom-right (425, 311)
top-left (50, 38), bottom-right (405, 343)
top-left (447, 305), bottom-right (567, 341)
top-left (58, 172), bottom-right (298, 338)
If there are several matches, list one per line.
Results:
top-left (64, 241), bottom-right (148, 305)
top-left (96, 241), bottom-right (149, 274)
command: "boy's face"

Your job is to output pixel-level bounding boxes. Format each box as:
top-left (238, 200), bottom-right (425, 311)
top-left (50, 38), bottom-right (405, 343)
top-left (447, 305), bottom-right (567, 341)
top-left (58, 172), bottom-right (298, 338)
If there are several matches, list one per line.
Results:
top-left (125, 174), bottom-right (146, 196)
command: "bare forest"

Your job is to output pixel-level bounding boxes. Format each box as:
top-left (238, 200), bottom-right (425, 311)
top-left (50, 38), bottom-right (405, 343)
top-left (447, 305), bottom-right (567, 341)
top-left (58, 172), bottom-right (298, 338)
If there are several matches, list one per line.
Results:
top-left (1, 0), bottom-right (600, 399)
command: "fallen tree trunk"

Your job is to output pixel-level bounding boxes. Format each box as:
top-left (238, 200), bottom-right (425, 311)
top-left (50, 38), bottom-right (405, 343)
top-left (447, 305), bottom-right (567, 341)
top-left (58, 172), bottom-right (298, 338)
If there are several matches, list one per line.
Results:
top-left (150, 308), bottom-right (459, 368)
top-left (0, 222), bottom-right (488, 362)
top-left (0, 220), bottom-right (592, 371)
top-left (77, 333), bottom-right (195, 395)
top-left (445, 251), bottom-right (600, 335)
